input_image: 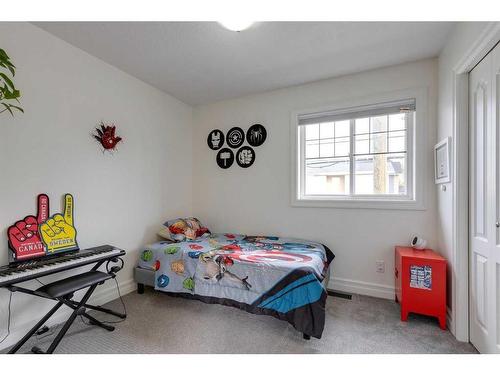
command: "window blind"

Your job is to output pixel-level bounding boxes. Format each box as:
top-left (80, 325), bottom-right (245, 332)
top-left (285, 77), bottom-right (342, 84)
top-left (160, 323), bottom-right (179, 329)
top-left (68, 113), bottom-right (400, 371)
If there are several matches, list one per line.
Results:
top-left (298, 99), bottom-right (416, 126)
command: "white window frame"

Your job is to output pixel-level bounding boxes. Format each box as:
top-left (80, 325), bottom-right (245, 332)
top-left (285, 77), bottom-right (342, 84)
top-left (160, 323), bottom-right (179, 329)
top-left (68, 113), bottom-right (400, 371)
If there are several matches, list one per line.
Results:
top-left (290, 88), bottom-right (428, 210)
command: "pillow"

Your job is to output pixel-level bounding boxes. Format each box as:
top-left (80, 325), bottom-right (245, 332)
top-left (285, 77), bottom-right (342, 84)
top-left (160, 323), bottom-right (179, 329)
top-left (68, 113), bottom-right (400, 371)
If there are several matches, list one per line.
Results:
top-left (158, 217), bottom-right (210, 241)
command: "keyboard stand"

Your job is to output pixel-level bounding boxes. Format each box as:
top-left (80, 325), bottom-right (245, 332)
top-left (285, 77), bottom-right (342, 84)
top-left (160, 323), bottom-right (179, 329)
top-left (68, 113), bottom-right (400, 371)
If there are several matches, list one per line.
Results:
top-left (7, 269), bottom-right (126, 354)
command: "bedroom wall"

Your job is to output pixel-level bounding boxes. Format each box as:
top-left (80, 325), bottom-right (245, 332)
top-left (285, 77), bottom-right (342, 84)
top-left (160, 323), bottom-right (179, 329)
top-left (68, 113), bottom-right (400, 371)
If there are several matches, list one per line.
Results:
top-left (436, 22), bottom-right (496, 338)
top-left (192, 59), bottom-right (439, 300)
top-left (0, 22), bottom-right (193, 349)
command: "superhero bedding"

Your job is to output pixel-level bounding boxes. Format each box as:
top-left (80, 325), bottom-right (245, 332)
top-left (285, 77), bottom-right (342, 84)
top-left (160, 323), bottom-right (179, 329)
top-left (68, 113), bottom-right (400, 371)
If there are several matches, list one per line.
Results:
top-left (138, 233), bottom-right (334, 339)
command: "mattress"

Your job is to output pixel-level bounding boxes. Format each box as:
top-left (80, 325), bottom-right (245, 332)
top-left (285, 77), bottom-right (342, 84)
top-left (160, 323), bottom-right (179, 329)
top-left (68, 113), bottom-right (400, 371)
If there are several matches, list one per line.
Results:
top-left (136, 233), bottom-right (334, 338)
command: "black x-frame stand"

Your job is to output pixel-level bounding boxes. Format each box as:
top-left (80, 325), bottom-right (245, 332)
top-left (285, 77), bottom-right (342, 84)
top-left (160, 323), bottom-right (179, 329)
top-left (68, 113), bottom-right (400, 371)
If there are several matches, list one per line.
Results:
top-left (6, 259), bottom-right (126, 354)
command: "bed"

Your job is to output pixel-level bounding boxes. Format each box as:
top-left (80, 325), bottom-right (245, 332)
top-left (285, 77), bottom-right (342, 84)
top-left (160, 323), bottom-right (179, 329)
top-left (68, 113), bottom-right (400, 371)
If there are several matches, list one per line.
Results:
top-left (134, 233), bottom-right (334, 339)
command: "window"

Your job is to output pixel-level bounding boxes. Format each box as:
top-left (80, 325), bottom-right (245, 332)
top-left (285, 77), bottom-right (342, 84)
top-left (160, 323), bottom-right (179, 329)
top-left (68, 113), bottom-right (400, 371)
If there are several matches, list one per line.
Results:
top-left (292, 94), bottom-right (426, 210)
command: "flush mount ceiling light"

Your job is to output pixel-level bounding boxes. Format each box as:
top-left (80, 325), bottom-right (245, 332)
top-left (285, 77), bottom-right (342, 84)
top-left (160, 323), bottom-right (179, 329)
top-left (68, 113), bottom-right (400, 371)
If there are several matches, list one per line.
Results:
top-left (218, 21), bottom-right (254, 32)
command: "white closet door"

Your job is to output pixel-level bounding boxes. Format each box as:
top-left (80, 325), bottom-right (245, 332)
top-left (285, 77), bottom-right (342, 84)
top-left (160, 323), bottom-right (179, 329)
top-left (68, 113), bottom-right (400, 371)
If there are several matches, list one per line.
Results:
top-left (469, 41), bottom-right (500, 354)
top-left (491, 42), bottom-right (500, 354)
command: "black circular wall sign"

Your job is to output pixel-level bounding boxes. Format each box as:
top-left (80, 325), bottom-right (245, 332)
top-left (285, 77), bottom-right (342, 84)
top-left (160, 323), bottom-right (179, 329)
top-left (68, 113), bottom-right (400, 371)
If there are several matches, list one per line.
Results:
top-left (207, 129), bottom-right (224, 150)
top-left (226, 127), bottom-right (245, 148)
top-left (216, 148), bottom-right (234, 169)
top-left (236, 146), bottom-right (255, 168)
top-left (246, 124), bottom-right (267, 147)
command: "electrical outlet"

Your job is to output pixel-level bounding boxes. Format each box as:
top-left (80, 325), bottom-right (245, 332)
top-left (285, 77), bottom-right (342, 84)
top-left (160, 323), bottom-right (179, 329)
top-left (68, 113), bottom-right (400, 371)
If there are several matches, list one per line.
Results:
top-left (376, 260), bottom-right (385, 273)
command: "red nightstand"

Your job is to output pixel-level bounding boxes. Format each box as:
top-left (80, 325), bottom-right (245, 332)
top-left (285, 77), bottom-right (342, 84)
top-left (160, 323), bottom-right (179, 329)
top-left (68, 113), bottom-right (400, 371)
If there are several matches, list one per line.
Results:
top-left (395, 246), bottom-right (447, 329)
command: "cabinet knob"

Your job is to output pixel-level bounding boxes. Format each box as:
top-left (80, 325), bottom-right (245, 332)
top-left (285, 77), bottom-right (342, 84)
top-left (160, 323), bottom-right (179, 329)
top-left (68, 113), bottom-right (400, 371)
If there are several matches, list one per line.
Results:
top-left (496, 222), bottom-right (500, 228)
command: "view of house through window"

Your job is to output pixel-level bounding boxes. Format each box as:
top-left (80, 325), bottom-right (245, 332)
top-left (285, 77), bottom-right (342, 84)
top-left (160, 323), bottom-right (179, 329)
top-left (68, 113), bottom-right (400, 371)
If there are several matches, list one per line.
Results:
top-left (298, 100), bottom-right (415, 199)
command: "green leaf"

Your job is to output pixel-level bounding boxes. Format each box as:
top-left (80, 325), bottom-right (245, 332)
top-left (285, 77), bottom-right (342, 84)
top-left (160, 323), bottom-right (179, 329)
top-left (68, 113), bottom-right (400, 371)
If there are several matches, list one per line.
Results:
top-left (3, 88), bottom-right (20, 100)
top-left (8, 104), bottom-right (23, 113)
top-left (3, 59), bottom-right (15, 75)
top-left (1, 83), bottom-right (20, 99)
top-left (1, 103), bottom-right (14, 116)
top-left (0, 49), bottom-right (16, 76)
top-left (6, 64), bottom-right (15, 76)
top-left (0, 72), bottom-right (15, 90)
top-left (0, 48), bottom-right (22, 117)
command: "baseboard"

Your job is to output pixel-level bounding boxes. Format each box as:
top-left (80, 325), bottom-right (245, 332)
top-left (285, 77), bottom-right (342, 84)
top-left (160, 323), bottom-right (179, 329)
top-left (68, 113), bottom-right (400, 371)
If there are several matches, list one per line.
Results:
top-left (0, 278), bottom-right (136, 352)
top-left (329, 278), bottom-right (459, 334)
top-left (329, 276), bottom-right (395, 300)
top-left (89, 278), bottom-right (136, 306)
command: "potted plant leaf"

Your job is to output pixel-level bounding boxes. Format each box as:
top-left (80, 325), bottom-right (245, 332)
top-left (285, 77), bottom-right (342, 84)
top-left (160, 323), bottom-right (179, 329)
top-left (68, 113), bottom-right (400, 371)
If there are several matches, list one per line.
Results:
top-left (0, 48), bottom-right (23, 116)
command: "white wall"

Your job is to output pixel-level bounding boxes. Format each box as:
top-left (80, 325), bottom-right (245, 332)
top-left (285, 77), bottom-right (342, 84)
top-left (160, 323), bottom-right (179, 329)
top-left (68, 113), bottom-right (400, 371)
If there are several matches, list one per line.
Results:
top-left (436, 22), bottom-right (497, 338)
top-left (3, 21), bottom-right (484, 349)
top-left (0, 23), bottom-right (193, 349)
top-left (192, 59), bottom-right (439, 299)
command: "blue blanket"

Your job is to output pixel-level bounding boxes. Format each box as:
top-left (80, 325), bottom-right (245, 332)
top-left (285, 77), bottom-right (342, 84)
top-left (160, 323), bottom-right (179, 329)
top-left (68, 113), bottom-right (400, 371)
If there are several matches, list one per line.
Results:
top-left (138, 233), bottom-right (334, 338)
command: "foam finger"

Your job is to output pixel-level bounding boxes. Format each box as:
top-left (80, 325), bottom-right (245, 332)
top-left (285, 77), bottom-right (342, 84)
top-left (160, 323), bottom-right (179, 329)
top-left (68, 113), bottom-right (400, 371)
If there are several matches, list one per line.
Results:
top-left (63, 194), bottom-right (74, 227)
top-left (15, 221), bottom-right (27, 232)
top-left (37, 194), bottom-right (50, 224)
top-left (53, 214), bottom-right (64, 224)
top-left (47, 218), bottom-right (61, 234)
top-left (24, 216), bottom-right (39, 233)
top-left (22, 228), bottom-right (33, 238)
top-left (53, 214), bottom-right (69, 229)
top-left (8, 227), bottom-right (25, 242)
top-left (41, 222), bottom-right (55, 237)
top-left (15, 221), bottom-right (33, 238)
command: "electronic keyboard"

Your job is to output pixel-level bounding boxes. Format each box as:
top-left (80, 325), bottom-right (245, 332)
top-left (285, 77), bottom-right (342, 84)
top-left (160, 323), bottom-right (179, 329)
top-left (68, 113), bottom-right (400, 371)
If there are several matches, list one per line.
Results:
top-left (0, 245), bottom-right (125, 288)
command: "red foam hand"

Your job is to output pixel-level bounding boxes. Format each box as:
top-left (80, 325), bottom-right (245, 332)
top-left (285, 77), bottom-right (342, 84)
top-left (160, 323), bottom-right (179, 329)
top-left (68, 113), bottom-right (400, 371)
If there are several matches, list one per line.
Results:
top-left (101, 125), bottom-right (121, 149)
top-left (8, 194), bottom-right (49, 260)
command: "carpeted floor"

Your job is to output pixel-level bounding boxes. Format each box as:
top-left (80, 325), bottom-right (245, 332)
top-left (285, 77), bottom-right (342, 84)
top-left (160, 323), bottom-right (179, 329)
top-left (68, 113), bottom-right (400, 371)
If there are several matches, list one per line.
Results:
top-left (8, 288), bottom-right (477, 354)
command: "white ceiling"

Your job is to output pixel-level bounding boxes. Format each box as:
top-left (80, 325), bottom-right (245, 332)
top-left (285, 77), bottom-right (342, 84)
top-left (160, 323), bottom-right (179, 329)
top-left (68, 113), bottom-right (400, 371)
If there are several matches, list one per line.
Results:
top-left (34, 22), bottom-right (455, 106)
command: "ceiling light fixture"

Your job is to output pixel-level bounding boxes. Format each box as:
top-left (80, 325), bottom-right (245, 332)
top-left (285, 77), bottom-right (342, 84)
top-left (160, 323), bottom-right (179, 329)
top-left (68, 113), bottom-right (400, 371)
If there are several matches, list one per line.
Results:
top-left (218, 21), bottom-right (254, 32)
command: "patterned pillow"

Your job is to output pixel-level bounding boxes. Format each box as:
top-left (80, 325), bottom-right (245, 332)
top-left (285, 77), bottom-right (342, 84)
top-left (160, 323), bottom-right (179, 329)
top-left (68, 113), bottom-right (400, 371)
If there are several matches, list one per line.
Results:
top-left (158, 217), bottom-right (210, 241)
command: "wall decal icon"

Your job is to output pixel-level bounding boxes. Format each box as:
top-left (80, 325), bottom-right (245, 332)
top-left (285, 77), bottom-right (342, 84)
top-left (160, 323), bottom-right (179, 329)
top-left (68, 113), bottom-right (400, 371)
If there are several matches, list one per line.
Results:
top-left (208, 124), bottom-right (266, 169)
top-left (226, 127), bottom-right (245, 148)
top-left (207, 129), bottom-right (224, 150)
top-left (216, 148), bottom-right (234, 169)
top-left (246, 124), bottom-right (267, 147)
top-left (236, 146), bottom-right (255, 168)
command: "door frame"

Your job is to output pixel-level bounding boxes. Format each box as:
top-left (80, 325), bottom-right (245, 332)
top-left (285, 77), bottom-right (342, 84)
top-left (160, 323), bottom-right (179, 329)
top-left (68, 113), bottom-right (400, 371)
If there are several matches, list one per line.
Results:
top-left (452, 22), bottom-right (500, 342)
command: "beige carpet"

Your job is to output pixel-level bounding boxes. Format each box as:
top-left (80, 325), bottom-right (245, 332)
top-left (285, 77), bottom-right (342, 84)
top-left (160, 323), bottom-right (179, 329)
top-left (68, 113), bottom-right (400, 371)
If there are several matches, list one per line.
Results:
top-left (7, 287), bottom-right (477, 354)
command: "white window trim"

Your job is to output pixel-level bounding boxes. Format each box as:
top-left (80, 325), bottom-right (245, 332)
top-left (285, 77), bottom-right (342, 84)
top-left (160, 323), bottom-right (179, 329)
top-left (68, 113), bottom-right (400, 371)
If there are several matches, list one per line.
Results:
top-left (290, 87), bottom-right (428, 210)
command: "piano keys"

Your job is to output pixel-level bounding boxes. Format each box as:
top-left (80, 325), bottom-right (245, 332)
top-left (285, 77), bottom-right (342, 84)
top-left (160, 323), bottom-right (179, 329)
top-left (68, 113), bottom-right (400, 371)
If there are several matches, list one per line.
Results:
top-left (0, 245), bottom-right (125, 288)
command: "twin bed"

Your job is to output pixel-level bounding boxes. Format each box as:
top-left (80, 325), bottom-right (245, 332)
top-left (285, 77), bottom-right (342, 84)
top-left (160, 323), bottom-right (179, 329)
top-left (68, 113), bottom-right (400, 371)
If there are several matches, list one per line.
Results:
top-left (134, 232), bottom-right (334, 339)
